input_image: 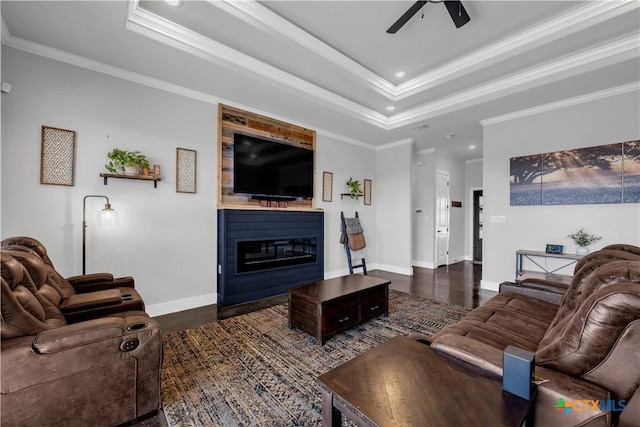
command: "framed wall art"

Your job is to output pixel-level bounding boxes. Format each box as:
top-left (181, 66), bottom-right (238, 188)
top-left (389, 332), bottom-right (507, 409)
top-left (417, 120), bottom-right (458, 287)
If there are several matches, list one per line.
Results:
top-left (364, 179), bottom-right (372, 205)
top-left (176, 148), bottom-right (197, 193)
top-left (322, 171), bottom-right (333, 202)
top-left (40, 126), bottom-right (76, 186)
top-left (510, 140), bottom-right (640, 206)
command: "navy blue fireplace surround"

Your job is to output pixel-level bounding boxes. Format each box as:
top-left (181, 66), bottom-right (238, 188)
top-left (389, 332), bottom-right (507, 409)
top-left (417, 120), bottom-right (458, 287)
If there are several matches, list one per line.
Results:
top-left (217, 209), bottom-right (324, 306)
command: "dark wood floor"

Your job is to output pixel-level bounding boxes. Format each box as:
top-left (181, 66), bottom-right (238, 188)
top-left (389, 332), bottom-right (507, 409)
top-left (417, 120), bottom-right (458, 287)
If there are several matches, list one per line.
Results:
top-left (155, 261), bottom-right (494, 334)
top-left (138, 262), bottom-right (494, 426)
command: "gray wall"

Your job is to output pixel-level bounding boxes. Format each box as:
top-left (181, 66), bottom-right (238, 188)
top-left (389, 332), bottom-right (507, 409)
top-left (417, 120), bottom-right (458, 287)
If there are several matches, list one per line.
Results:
top-left (375, 140), bottom-right (413, 274)
top-left (481, 89), bottom-right (640, 290)
top-left (412, 148), bottom-right (469, 267)
top-left (1, 47), bottom-right (380, 314)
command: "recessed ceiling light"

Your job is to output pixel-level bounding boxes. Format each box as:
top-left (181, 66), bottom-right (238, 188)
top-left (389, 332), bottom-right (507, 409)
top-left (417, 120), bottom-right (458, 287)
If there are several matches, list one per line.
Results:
top-left (443, 133), bottom-right (456, 139)
top-left (165, 0), bottom-right (182, 6)
top-left (469, 145), bottom-right (476, 149)
top-left (386, 106), bottom-right (396, 111)
top-left (395, 71), bottom-right (405, 78)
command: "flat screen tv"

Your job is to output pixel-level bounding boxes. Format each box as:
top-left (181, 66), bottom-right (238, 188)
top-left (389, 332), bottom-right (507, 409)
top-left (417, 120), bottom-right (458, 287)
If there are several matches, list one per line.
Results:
top-left (233, 133), bottom-right (314, 199)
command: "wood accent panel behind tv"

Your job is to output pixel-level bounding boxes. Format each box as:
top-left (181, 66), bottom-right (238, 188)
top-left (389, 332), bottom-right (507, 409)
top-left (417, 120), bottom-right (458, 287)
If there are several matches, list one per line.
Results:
top-left (218, 104), bottom-right (316, 209)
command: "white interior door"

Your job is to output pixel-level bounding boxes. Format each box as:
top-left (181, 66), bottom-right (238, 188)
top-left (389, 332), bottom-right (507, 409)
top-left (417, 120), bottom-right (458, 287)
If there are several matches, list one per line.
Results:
top-left (435, 171), bottom-right (450, 267)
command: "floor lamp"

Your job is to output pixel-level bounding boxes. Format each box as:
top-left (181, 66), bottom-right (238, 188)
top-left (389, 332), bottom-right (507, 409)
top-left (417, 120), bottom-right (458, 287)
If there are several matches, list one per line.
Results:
top-left (82, 195), bottom-right (119, 275)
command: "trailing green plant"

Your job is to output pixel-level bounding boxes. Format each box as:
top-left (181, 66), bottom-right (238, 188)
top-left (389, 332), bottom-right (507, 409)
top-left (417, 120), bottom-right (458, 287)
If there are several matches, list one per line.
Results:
top-left (567, 228), bottom-right (601, 247)
top-left (346, 177), bottom-right (362, 199)
top-left (105, 148), bottom-right (150, 174)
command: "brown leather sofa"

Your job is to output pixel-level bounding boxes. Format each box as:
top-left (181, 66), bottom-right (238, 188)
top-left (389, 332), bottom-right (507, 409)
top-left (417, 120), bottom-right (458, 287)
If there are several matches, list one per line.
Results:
top-left (1, 245), bottom-right (162, 426)
top-left (429, 248), bottom-right (640, 427)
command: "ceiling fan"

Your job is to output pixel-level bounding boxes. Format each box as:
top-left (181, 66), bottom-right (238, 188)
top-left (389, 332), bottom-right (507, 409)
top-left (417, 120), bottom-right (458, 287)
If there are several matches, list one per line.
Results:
top-left (387, 0), bottom-right (470, 34)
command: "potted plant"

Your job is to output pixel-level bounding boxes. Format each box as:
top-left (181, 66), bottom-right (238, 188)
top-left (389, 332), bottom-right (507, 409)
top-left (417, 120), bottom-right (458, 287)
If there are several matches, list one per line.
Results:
top-left (346, 177), bottom-right (363, 199)
top-left (567, 228), bottom-right (601, 255)
top-left (105, 149), bottom-right (150, 176)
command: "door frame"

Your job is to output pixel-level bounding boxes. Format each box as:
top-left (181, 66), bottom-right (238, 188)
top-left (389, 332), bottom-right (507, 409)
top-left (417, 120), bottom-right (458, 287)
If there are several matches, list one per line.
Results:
top-left (468, 186), bottom-right (483, 261)
top-left (434, 169), bottom-right (450, 267)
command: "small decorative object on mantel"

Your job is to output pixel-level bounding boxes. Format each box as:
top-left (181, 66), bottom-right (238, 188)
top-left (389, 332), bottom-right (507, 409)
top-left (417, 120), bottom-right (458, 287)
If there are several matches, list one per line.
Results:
top-left (567, 228), bottom-right (601, 256)
top-left (105, 148), bottom-right (150, 176)
top-left (40, 126), bottom-right (76, 186)
top-left (176, 148), bottom-right (197, 194)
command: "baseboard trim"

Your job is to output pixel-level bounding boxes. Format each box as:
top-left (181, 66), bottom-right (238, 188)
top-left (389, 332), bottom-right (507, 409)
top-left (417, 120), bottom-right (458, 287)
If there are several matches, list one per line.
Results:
top-left (376, 264), bottom-right (413, 276)
top-left (413, 260), bottom-right (436, 269)
top-left (327, 263), bottom-right (413, 277)
top-left (147, 293), bottom-right (217, 317)
top-left (148, 263), bottom-right (416, 317)
top-left (481, 279), bottom-right (500, 292)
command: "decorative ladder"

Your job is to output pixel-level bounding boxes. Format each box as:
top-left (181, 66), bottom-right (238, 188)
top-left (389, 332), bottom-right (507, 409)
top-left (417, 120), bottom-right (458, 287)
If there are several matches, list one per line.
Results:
top-left (341, 211), bottom-right (367, 275)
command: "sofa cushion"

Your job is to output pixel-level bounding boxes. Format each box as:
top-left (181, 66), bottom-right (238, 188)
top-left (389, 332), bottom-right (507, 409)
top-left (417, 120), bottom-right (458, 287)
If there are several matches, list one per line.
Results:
top-left (431, 293), bottom-right (558, 352)
top-left (541, 260), bottom-right (640, 348)
top-left (1, 254), bottom-right (66, 339)
top-left (537, 280), bottom-right (640, 389)
top-left (548, 255), bottom-right (640, 333)
top-left (573, 249), bottom-right (640, 277)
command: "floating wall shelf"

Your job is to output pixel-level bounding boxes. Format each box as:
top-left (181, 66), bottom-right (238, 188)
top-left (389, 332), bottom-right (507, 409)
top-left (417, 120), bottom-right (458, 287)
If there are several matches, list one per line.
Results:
top-left (100, 173), bottom-right (161, 188)
top-left (340, 193), bottom-right (363, 200)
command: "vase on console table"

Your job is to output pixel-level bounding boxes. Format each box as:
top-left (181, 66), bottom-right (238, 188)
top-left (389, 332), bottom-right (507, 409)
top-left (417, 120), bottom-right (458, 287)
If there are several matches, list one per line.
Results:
top-left (576, 246), bottom-right (589, 256)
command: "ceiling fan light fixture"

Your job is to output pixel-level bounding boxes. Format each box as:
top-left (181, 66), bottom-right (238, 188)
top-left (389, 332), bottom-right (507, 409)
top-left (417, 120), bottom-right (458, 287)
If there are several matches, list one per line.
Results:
top-left (387, 0), bottom-right (470, 34)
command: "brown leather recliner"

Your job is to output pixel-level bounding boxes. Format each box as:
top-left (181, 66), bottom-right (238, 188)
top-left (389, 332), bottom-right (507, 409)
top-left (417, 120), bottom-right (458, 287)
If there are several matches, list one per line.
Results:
top-left (430, 249), bottom-right (640, 427)
top-left (1, 236), bottom-right (136, 293)
top-left (1, 252), bottom-right (162, 426)
top-left (2, 237), bottom-right (145, 323)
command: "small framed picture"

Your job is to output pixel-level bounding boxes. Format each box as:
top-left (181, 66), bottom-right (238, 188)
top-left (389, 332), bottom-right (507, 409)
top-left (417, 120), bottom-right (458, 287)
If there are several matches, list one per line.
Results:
top-left (322, 171), bottom-right (333, 202)
top-left (176, 148), bottom-right (196, 193)
top-left (40, 126), bottom-right (76, 186)
top-left (364, 179), bottom-right (372, 205)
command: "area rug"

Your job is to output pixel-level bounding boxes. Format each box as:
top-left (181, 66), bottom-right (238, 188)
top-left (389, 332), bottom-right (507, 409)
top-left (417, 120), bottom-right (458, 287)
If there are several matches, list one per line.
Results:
top-left (161, 290), bottom-right (471, 427)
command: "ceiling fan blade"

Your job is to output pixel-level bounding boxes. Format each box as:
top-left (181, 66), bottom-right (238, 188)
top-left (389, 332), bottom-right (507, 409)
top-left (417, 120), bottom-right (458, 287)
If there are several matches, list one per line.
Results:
top-left (444, 0), bottom-right (470, 28)
top-left (386, 0), bottom-right (428, 34)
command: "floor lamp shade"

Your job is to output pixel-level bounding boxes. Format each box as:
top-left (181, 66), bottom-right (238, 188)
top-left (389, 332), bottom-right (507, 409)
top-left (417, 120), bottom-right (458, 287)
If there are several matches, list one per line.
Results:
top-left (98, 203), bottom-right (119, 226)
top-left (83, 195), bottom-right (118, 275)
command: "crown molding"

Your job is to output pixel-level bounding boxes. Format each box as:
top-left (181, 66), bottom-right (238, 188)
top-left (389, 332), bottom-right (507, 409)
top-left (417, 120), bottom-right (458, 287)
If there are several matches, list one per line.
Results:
top-left (466, 158), bottom-right (483, 164)
top-left (394, 1), bottom-right (639, 100)
top-left (4, 2), bottom-right (637, 143)
top-left (387, 33), bottom-right (640, 128)
top-left (210, 0), bottom-right (638, 101)
top-left (377, 138), bottom-right (414, 152)
top-left (1, 16), bottom-right (10, 42)
top-left (125, 1), bottom-right (389, 129)
top-left (481, 82), bottom-right (640, 126)
top-left (206, 0), bottom-right (396, 98)
top-left (125, 1), bottom-right (639, 132)
top-left (1, 25), bottom-right (377, 151)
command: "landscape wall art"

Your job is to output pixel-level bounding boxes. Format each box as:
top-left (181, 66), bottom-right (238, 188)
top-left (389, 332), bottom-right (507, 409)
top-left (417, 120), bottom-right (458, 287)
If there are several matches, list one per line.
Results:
top-left (510, 140), bottom-right (640, 206)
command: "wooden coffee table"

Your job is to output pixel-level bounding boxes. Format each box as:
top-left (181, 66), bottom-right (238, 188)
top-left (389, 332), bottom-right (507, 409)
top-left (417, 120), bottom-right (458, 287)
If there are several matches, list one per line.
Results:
top-left (288, 275), bottom-right (390, 345)
top-left (318, 335), bottom-right (533, 427)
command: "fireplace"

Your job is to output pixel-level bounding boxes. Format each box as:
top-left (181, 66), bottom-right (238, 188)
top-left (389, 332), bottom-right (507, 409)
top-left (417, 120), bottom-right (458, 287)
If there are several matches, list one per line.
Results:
top-left (218, 209), bottom-right (324, 306)
top-left (237, 237), bottom-right (317, 273)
